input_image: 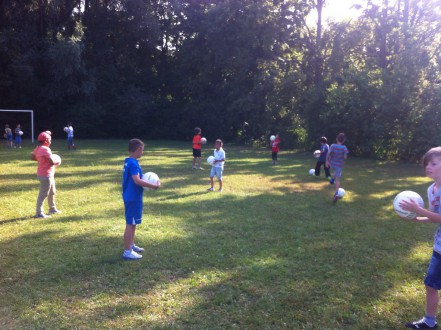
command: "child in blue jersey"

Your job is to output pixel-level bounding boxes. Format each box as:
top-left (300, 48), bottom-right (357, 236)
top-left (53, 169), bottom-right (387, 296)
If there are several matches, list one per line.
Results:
top-left (400, 147), bottom-right (441, 329)
top-left (122, 139), bottom-right (160, 260)
top-left (14, 124), bottom-right (23, 148)
top-left (326, 133), bottom-right (349, 204)
top-left (314, 136), bottom-right (331, 181)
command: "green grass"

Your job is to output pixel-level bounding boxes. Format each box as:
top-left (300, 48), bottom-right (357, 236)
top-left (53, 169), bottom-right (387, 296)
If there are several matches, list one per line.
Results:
top-left (0, 139), bottom-right (436, 329)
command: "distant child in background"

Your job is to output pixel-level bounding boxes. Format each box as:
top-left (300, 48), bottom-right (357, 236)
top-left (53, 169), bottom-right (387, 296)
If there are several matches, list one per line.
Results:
top-left (326, 133), bottom-right (349, 204)
top-left (31, 131), bottom-right (61, 218)
top-left (14, 124), bottom-right (23, 148)
top-left (65, 123), bottom-right (76, 150)
top-left (271, 134), bottom-right (280, 165)
top-left (314, 136), bottom-right (331, 180)
top-left (122, 138), bottom-right (160, 260)
top-left (400, 147), bottom-right (441, 330)
top-left (4, 124), bottom-right (13, 148)
top-left (192, 127), bottom-right (203, 170)
top-left (208, 139), bottom-right (226, 192)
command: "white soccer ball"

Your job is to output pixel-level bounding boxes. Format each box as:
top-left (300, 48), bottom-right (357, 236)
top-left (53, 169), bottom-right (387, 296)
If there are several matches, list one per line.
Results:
top-left (142, 172), bottom-right (160, 190)
top-left (207, 156), bottom-right (215, 165)
top-left (63, 127), bottom-right (68, 132)
top-left (51, 154), bottom-right (61, 166)
top-left (337, 188), bottom-right (346, 198)
top-left (309, 169), bottom-right (315, 175)
top-left (18, 131), bottom-right (24, 136)
top-left (201, 137), bottom-right (207, 144)
top-left (313, 150), bottom-right (321, 158)
top-left (270, 135), bottom-right (276, 141)
top-left (393, 191), bottom-right (424, 219)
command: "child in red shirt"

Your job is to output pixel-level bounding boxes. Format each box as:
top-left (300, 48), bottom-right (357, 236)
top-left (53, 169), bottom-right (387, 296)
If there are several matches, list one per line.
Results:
top-left (192, 127), bottom-right (204, 170)
top-left (271, 134), bottom-right (280, 165)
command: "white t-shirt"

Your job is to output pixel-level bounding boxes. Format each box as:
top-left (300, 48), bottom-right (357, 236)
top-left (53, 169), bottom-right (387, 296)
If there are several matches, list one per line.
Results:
top-left (213, 148), bottom-right (225, 169)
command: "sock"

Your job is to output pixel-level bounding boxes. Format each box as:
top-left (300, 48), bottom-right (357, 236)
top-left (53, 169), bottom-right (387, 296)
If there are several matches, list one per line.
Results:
top-left (423, 315), bottom-right (437, 327)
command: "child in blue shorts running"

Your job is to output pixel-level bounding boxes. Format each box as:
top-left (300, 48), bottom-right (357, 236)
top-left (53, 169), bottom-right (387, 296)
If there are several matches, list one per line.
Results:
top-left (400, 147), bottom-right (441, 329)
top-left (122, 139), bottom-right (160, 260)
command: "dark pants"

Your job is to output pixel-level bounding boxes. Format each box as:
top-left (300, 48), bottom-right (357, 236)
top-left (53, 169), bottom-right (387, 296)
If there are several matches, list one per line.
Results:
top-left (315, 160), bottom-right (330, 177)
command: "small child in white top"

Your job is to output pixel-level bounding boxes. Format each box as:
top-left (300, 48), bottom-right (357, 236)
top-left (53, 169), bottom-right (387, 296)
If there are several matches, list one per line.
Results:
top-left (208, 139), bottom-right (225, 192)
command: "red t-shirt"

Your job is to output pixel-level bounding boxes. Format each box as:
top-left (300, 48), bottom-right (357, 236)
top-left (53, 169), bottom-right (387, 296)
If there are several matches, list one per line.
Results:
top-left (271, 138), bottom-right (280, 152)
top-left (33, 145), bottom-right (55, 177)
top-left (192, 135), bottom-right (201, 149)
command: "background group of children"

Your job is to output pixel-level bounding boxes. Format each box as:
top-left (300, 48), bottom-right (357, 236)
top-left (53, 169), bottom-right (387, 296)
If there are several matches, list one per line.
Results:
top-left (314, 133), bottom-right (349, 204)
top-left (192, 127), bottom-right (226, 192)
top-left (3, 123), bottom-right (23, 148)
top-left (271, 132), bottom-right (349, 205)
top-left (3, 122), bottom-right (76, 150)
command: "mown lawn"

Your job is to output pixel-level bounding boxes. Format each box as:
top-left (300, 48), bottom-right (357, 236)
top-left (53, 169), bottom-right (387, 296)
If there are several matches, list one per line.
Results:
top-left (0, 139), bottom-right (435, 329)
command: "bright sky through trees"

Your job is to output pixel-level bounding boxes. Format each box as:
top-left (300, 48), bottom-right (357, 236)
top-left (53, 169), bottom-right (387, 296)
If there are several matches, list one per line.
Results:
top-left (308, 0), bottom-right (363, 25)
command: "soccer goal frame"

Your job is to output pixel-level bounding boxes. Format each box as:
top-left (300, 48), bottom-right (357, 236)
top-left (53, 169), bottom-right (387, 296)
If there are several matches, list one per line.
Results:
top-left (0, 109), bottom-right (34, 143)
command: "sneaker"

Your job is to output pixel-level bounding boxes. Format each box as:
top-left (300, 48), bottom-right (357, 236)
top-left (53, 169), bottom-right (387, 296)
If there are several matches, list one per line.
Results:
top-left (122, 250), bottom-right (142, 260)
top-left (207, 187), bottom-right (214, 191)
top-left (192, 166), bottom-right (196, 170)
top-left (330, 178), bottom-right (335, 184)
top-left (34, 213), bottom-right (51, 218)
top-left (405, 320), bottom-right (438, 329)
top-left (48, 209), bottom-right (62, 215)
top-left (218, 188), bottom-right (223, 192)
top-left (131, 244), bottom-right (144, 253)
top-left (199, 167), bottom-right (204, 170)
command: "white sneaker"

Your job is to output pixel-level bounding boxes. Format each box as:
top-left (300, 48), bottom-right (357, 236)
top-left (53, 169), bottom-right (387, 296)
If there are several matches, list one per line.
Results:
top-left (131, 244), bottom-right (144, 253)
top-left (122, 250), bottom-right (142, 260)
top-left (48, 209), bottom-right (62, 215)
top-left (207, 187), bottom-right (214, 191)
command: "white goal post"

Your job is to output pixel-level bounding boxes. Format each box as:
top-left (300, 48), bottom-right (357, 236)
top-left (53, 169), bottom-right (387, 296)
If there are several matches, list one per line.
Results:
top-left (0, 109), bottom-right (34, 143)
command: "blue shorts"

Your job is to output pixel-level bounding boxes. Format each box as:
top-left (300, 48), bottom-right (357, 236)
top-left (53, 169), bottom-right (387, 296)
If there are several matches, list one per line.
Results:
top-left (124, 201), bottom-right (143, 225)
top-left (210, 166), bottom-right (223, 180)
top-left (67, 137), bottom-right (74, 146)
top-left (332, 166), bottom-right (343, 178)
top-left (425, 251), bottom-right (441, 289)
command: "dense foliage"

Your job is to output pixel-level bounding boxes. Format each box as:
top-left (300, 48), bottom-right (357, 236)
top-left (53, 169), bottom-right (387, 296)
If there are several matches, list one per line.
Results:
top-left (0, 0), bottom-right (440, 159)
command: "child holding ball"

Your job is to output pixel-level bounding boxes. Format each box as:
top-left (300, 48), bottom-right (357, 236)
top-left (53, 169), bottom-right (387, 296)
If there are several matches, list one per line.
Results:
top-left (192, 127), bottom-right (203, 170)
top-left (271, 134), bottom-right (280, 165)
top-left (314, 136), bottom-right (331, 180)
top-left (31, 131), bottom-right (61, 218)
top-left (400, 147), bottom-right (441, 329)
top-left (208, 139), bottom-right (226, 192)
top-left (122, 139), bottom-right (160, 260)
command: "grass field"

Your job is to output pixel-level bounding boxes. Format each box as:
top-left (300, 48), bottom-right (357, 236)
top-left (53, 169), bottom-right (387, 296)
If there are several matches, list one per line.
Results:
top-left (0, 139), bottom-right (436, 329)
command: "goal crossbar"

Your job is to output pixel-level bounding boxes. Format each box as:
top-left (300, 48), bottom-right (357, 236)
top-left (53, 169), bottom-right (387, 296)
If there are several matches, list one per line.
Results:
top-left (0, 109), bottom-right (34, 143)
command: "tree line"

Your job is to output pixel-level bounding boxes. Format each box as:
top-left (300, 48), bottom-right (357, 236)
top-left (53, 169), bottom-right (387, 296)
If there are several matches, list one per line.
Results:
top-left (0, 0), bottom-right (440, 160)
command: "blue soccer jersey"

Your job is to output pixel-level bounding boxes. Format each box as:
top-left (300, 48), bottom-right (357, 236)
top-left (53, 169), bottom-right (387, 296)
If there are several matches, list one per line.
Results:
top-left (122, 157), bottom-right (143, 202)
